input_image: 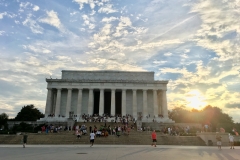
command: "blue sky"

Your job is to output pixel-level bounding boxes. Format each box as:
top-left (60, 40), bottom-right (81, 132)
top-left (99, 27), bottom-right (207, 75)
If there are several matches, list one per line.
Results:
top-left (0, 0), bottom-right (240, 122)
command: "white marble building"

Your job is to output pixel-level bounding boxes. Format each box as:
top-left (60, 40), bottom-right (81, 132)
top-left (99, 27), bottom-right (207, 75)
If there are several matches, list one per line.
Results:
top-left (41, 70), bottom-right (174, 123)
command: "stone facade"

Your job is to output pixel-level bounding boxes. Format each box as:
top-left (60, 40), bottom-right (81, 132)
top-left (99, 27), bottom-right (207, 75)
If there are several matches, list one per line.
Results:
top-left (40, 70), bottom-right (174, 123)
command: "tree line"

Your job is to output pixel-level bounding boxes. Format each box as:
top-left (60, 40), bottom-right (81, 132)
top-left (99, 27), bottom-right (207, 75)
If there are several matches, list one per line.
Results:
top-left (169, 105), bottom-right (239, 133)
top-left (0, 105), bottom-right (44, 132)
top-left (0, 104), bottom-right (239, 134)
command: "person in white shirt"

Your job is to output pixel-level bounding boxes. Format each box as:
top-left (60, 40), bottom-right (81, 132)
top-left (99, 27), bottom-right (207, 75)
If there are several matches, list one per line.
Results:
top-left (90, 131), bottom-right (95, 147)
top-left (229, 134), bottom-right (235, 149)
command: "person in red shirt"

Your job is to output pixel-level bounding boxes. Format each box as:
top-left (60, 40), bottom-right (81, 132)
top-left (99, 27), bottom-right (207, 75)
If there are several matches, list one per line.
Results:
top-left (151, 130), bottom-right (157, 147)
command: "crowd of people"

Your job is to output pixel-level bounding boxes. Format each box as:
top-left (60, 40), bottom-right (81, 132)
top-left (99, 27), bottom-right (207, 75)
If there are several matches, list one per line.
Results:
top-left (41, 124), bottom-right (65, 133)
top-left (80, 113), bottom-right (135, 123)
top-left (74, 122), bottom-right (135, 139)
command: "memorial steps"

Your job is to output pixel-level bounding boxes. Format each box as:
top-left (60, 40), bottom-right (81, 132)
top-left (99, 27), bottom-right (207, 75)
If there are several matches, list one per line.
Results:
top-left (0, 123), bottom-right (206, 146)
top-left (0, 133), bottom-right (206, 146)
top-left (0, 135), bottom-right (22, 144)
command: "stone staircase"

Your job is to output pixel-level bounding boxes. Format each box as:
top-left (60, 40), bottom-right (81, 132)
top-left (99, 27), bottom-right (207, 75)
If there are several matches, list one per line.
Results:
top-left (0, 127), bottom-right (206, 146)
top-left (0, 122), bottom-right (206, 146)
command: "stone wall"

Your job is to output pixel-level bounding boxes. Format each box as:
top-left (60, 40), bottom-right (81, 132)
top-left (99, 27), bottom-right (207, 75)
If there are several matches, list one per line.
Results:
top-left (197, 132), bottom-right (230, 146)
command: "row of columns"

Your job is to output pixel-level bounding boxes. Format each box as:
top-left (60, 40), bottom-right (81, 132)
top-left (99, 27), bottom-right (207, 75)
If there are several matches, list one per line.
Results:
top-left (45, 88), bottom-right (168, 119)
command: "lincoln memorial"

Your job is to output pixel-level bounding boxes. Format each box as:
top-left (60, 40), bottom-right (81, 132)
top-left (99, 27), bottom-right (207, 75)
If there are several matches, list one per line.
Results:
top-left (41, 70), bottom-right (174, 123)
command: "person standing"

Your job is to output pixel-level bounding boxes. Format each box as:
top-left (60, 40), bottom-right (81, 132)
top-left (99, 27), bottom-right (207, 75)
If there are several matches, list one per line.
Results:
top-left (216, 133), bottom-right (222, 150)
top-left (90, 131), bottom-right (95, 147)
top-left (151, 130), bottom-right (157, 147)
top-left (22, 133), bottom-right (28, 148)
top-left (229, 134), bottom-right (235, 149)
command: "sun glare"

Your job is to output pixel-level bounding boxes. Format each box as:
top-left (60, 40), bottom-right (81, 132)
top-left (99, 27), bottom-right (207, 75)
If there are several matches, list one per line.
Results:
top-left (186, 90), bottom-right (207, 110)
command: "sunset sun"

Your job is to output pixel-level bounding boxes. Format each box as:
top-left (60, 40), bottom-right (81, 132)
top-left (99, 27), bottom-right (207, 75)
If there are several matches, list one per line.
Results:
top-left (186, 90), bottom-right (207, 110)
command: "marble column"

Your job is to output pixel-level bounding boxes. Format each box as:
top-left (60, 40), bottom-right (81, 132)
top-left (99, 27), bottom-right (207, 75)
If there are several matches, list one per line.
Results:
top-left (55, 88), bottom-right (61, 117)
top-left (77, 88), bottom-right (83, 117)
top-left (45, 88), bottom-right (52, 117)
top-left (142, 89), bottom-right (148, 118)
top-left (99, 89), bottom-right (104, 116)
top-left (88, 89), bottom-right (94, 116)
top-left (121, 89), bottom-right (126, 116)
top-left (110, 89), bottom-right (116, 116)
top-left (162, 90), bottom-right (168, 118)
top-left (65, 88), bottom-right (72, 118)
top-left (132, 89), bottom-right (137, 118)
top-left (153, 89), bottom-right (158, 118)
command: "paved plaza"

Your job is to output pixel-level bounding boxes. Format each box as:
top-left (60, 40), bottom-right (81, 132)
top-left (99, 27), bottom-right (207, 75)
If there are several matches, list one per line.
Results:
top-left (0, 145), bottom-right (239, 160)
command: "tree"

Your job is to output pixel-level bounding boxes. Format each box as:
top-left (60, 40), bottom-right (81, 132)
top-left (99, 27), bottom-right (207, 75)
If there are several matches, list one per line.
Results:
top-left (168, 106), bottom-right (200, 123)
top-left (14, 105), bottom-right (44, 121)
top-left (0, 113), bottom-right (9, 130)
top-left (201, 105), bottom-right (234, 131)
top-left (169, 105), bottom-right (234, 132)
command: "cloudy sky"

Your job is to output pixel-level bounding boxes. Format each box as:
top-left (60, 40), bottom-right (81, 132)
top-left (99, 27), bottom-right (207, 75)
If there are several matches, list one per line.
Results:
top-left (0, 0), bottom-right (240, 122)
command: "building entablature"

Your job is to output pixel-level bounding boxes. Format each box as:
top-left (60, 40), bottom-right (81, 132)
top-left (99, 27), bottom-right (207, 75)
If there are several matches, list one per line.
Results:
top-left (46, 81), bottom-right (167, 90)
top-left (46, 78), bottom-right (168, 84)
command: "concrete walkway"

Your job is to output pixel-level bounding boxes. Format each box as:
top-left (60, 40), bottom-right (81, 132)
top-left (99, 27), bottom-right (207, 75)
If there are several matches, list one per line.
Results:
top-left (0, 145), bottom-right (239, 160)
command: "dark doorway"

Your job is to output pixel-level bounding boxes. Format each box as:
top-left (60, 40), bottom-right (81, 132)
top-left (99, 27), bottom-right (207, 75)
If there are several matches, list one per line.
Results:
top-left (104, 92), bottom-right (111, 115)
top-left (115, 91), bottom-right (122, 115)
top-left (93, 91), bottom-right (100, 114)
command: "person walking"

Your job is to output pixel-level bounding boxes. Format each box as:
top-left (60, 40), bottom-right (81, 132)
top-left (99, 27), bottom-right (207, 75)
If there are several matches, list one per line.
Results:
top-left (229, 134), bottom-right (235, 149)
top-left (90, 131), bottom-right (95, 147)
top-left (22, 133), bottom-right (28, 148)
top-left (151, 130), bottom-right (157, 147)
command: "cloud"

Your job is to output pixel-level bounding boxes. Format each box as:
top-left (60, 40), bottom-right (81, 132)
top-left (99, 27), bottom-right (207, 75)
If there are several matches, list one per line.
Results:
top-left (0, 31), bottom-right (5, 35)
top-left (39, 10), bottom-right (61, 29)
top-left (82, 14), bottom-right (95, 29)
top-left (89, 58), bottom-right (145, 71)
top-left (79, 28), bottom-right (85, 31)
top-left (90, 10), bottom-right (96, 15)
top-left (153, 60), bottom-right (167, 64)
top-left (164, 52), bottom-right (172, 56)
top-left (56, 56), bottom-right (73, 62)
top-left (190, 0), bottom-right (240, 61)
top-left (98, 4), bottom-right (118, 14)
top-left (112, 16), bottom-right (132, 37)
top-left (101, 16), bottom-right (118, 23)
top-left (33, 5), bottom-right (39, 11)
top-left (162, 0), bottom-right (240, 116)
top-left (74, 0), bottom-right (89, 10)
top-left (225, 103), bottom-right (240, 109)
top-left (19, 2), bottom-right (31, 12)
top-left (70, 11), bottom-right (78, 16)
top-left (160, 67), bottom-right (190, 75)
top-left (22, 14), bottom-right (44, 34)
top-left (0, 12), bottom-right (7, 19)
top-left (19, 2), bottom-right (31, 8)
top-left (22, 45), bottom-right (51, 54)
top-left (0, 102), bottom-right (16, 118)
top-left (0, 12), bottom-right (16, 19)
top-left (89, 0), bottom-right (95, 9)
top-left (180, 53), bottom-right (188, 59)
top-left (15, 20), bottom-right (20, 24)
